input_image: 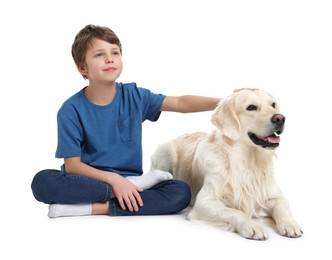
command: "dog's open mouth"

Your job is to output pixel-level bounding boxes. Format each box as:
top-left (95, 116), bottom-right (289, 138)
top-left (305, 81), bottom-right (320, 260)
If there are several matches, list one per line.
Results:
top-left (248, 131), bottom-right (281, 148)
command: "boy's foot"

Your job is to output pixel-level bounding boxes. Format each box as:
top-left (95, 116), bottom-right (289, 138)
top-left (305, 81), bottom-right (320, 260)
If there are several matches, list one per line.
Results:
top-left (126, 169), bottom-right (173, 190)
top-left (48, 203), bottom-right (92, 218)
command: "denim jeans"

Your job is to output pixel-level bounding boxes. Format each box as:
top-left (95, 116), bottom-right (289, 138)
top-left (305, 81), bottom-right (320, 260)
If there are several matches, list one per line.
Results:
top-left (31, 169), bottom-right (191, 216)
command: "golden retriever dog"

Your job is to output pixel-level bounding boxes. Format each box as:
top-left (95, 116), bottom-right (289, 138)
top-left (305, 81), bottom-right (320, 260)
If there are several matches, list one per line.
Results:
top-left (151, 89), bottom-right (303, 240)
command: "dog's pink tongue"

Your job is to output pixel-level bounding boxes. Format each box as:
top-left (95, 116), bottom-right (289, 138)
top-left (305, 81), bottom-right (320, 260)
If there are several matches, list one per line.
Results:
top-left (268, 136), bottom-right (280, 143)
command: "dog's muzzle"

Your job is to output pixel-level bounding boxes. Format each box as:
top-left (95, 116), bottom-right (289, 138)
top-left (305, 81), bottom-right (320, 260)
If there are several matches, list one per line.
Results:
top-left (248, 114), bottom-right (285, 149)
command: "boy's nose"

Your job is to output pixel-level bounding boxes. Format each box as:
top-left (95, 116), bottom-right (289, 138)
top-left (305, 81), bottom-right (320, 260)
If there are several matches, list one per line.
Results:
top-left (106, 55), bottom-right (114, 63)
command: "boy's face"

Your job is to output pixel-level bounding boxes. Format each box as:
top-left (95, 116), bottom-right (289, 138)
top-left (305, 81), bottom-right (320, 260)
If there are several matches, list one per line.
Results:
top-left (78, 38), bottom-right (123, 84)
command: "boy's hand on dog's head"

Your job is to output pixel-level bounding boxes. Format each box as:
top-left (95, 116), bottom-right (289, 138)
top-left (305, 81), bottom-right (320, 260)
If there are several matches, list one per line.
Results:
top-left (233, 88), bottom-right (258, 93)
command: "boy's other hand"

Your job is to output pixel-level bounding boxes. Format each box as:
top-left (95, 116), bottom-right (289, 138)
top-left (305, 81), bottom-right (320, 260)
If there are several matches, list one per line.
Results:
top-left (110, 174), bottom-right (143, 212)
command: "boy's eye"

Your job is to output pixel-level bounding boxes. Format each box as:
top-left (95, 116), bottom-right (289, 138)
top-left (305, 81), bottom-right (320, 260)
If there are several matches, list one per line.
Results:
top-left (95, 53), bottom-right (103, 57)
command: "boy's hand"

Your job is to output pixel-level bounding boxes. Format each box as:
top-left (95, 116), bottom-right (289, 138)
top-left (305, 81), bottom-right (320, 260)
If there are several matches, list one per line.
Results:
top-left (110, 173), bottom-right (143, 212)
top-left (233, 88), bottom-right (258, 92)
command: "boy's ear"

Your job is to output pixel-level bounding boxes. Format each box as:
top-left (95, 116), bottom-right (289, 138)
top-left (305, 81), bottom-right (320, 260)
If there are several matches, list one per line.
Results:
top-left (77, 64), bottom-right (88, 77)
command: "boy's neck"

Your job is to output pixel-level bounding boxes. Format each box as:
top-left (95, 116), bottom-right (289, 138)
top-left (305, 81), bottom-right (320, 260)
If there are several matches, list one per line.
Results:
top-left (84, 82), bottom-right (117, 106)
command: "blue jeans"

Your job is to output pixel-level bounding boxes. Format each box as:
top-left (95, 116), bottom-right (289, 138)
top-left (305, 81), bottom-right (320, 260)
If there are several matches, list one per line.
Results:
top-left (31, 169), bottom-right (191, 216)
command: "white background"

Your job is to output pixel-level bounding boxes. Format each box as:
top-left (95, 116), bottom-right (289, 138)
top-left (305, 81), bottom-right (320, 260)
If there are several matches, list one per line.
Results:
top-left (1, 0), bottom-right (331, 259)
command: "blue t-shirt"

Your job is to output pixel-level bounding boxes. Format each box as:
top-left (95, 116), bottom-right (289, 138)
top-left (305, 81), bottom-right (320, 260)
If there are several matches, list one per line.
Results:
top-left (55, 82), bottom-right (166, 177)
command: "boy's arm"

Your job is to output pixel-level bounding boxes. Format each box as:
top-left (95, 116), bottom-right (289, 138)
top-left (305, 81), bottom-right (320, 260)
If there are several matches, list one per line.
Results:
top-left (160, 96), bottom-right (221, 113)
top-left (64, 157), bottom-right (143, 211)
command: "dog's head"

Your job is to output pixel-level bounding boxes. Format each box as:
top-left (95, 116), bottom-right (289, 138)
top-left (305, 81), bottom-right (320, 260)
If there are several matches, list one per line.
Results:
top-left (211, 89), bottom-right (285, 149)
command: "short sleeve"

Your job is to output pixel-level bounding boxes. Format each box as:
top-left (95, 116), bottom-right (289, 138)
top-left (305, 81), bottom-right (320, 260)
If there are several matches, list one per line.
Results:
top-left (55, 104), bottom-right (83, 158)
top-left (140, 88), bottom-right (166, 122)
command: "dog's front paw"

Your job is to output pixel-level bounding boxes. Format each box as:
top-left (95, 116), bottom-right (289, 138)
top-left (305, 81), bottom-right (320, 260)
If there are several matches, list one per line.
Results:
top-left (237, 220), bottom-right (269, 240)
top-left (277, 219), bottom-right (303, 238)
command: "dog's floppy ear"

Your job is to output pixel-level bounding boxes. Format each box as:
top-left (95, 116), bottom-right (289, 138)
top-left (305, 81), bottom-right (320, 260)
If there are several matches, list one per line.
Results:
top-left (211, 97), bottom-right (241, 140)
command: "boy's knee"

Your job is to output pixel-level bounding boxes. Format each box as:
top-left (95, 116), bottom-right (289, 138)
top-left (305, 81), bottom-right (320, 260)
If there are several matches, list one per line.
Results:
top-left (31, 169), bottom-right (58, 203)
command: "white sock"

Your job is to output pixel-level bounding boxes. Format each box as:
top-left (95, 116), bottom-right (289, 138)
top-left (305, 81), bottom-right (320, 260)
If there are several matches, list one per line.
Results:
top-left (48, 203), bottom-right (92, 218)
top-left (126, 169), bottom-right (173, 190)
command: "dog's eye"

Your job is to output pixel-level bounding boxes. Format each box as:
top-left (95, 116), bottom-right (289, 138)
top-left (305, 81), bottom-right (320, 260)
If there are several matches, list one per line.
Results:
top-left (246, 105), bottom-right (257, 111)
top-left (271, 102), bottom-right (276, 108)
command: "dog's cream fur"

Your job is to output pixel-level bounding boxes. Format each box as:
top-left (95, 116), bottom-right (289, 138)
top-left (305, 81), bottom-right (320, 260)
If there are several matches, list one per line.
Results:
top-left (151, 90), bottom-right (302, 240)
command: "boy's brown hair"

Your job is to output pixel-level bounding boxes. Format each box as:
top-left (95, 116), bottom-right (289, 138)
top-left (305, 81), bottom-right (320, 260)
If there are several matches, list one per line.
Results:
top-left (71, 24), bottom-right (122, 79)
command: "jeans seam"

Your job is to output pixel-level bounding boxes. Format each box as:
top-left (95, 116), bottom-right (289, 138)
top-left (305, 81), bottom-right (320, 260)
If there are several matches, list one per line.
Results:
top-left (103, 184), bottom-right (113, 201)
top-left (109, 200), bottom-right (116, 216)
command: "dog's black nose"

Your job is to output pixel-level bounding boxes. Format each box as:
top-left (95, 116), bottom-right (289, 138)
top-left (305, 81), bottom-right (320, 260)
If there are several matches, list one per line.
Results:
top-left (271, 114), bottom-right (285, 127)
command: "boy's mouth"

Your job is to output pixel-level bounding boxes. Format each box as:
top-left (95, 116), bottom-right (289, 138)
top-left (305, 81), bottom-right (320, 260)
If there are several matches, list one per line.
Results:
top-left (104, 67), bottom-right (116, 72)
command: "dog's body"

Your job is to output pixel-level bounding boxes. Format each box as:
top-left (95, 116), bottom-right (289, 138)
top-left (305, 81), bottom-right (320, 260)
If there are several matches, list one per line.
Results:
top-left (151, 90), bottom-right (302, 240)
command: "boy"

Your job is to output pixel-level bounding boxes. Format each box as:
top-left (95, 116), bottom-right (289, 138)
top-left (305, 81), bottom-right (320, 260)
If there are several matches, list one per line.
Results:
top-left (31, 24), bottom-right (221, 217)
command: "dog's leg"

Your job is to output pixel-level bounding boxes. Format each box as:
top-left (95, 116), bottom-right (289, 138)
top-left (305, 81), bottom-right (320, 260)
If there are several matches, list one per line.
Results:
top-left (189, 184), bottom-right (269, 240)
top-left (267, 197), bottom-right (303, 238)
